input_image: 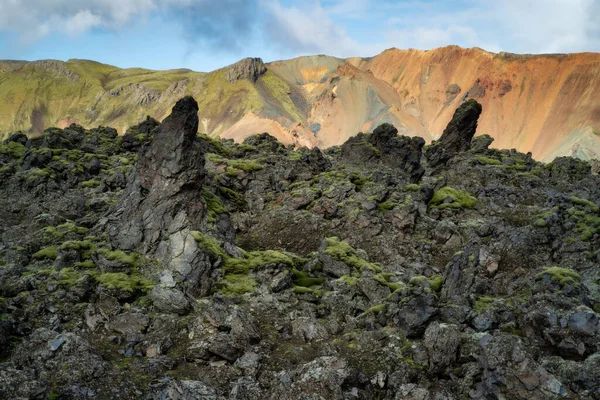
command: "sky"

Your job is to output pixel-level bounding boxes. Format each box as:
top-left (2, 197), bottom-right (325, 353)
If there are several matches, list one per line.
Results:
top-left (0, 0), bottom-right (598, 72)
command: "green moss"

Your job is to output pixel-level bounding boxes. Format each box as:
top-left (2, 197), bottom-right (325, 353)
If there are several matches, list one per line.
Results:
top-left (97, 249), bottom-right (139, 267)
top-left (42, 222), bottom-right (89, 239)
top-left (374, 274), bottom-right (405, 291)
top-left (289, 151), bottom-right (303, 161)
top-left (339, 275), bottom-right (359, 286)
top-left (378, 199), bottom-right (398, 212)
top-left (223, 250), bottom-right (299, 274)
top-left (33, 246), bottom-right (58, 260)
top-left (427, 275), bottom-right (443, 292)
top-left (74, 260), bottom-right (95, 268)
top-left (293, 285), bottom-right (315, 294)
top-left (349, 172), bottom-right (368, 191)
top-left (237, 144), bottom-right (257, 152)
top-left (206, 153), bottom-right (226, 163)
top-left (292, 285), bottom-right (325, 296)
top-left (402, 184), bottom-right (421, 191)
top-left (227, 159), bottom-right (264, 173)
top-left (218, 186), bottom-right (246, 209)
top-left (476, 156), bottom-right (502, 165)
top-left (57, 267), bottom-right (83, 286)
top-left (567, 205), bottom-right (600, 241)
top-left (536, 266), bottom-right (581, 286)
top-left (516, 172), bottom-right (539, 179)
top-left (571, 196), bottom-right (599, 212)
top-left (218, 274), bottom-right (256, 296)
top-left (0, 141), bottom-right (26, 159)
top-left (348, 207), bottom-right (361, 220)
top-left (324, 237), bottom-right (381, 272)
top-left (292, 268), bottom-right (325, 287)
top-left (202, 189), bottom-right (227, 223)
top-left (96, 272), bottom-right (154, 293)
top-left (198, 134), bottom-right (232, 156)
top-left (367, 304), bottom-right (387, 314)
top-left (533, 207), bottom-right (558, 228)
top-left (59, 240), bottom-right (94, 251)
top-left (225, 167), bottom-right (241, 177)
top-left (429, 187), bottom-right (477, 210)
top-left (24, 167), bottom-right (55, 181)
top-left (473, 295), bottom-right (496, 314)
top-left (191, 231), bottom-right (226, 261)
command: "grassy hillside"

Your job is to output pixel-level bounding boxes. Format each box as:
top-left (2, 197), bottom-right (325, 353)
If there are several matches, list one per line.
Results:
top-left (1, 47), bottom-right (600, 161)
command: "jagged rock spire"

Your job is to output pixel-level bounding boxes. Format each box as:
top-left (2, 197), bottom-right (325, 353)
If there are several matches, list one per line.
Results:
top-left (425, 99), bottom-right (483, 168)
top-left (107, 96), bottom-right (212, 306)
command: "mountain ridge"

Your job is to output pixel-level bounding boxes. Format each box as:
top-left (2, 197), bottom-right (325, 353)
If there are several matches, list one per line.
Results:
top-left (1, 45), bottom-right (599, 161)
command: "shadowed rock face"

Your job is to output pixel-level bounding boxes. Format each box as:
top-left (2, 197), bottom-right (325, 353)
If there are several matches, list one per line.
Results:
top-left (341, 123), bottom-right (425, 183)
top-left (225, 57), bottom-right (266, 83)
top-left (426, 99), bottom-right (483, 168)
top-left (108, 96), bottom-right (212, 299)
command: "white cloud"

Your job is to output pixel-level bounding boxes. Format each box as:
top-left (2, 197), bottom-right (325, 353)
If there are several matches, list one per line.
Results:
top-left (382, 0), bottom-right (599, 54)
top-left (385, 25), bottom-right (486, 51)
top-left (262, 0), bottom-right (378, 57)
top-left (0, 0), bottom-right (157, 41)
top-left (0, 0), bottom-right (597, 57)
top-left (64, 11), bottom-right (104, 35)
top-left (488, 0), bottom-right (599, 53)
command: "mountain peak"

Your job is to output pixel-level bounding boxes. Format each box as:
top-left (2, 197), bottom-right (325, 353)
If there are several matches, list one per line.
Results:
top-left (225, 57), bottom-right (266, 83)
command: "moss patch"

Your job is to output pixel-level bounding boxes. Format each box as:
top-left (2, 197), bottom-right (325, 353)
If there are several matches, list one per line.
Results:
top-left (218, 274), bottom-right (256, 296)
top-left (324, 237), bottom-right (381, 272)
top-left (378, 199), bottom-right (398, 212)
top-left (96, 272), bottom-right (154, 293)
top-left (429, 187), bottom-right (477, 210)
top-left (292, 268), bottom-right (326, 287)
top-left (97, 249), bottom-right (139, 267)
top-left (0, 141), bottom-right (26, 159)
top-left (57, 268), bottom-right (83, 286)
top-left (224, 250), bottom-right (300, 274)
top-left (33, 246), bottom-right (58, 260)
top-left (536, 266), bottom-right (580, 286)
top-left (227, 159), bottom-right (264, 173)
top-left (403, 184), bottom-right (421, 191)
top-left (191, 231), bottom-right (226, 261)
top-left (202, 189), bottom-right (227, 223)
top-left (571, 196), bottom-right (599, 213)
top-left (476, 156), bottom-right (502, 165)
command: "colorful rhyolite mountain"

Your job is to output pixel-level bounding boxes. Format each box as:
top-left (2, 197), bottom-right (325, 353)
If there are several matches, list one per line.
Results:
top-left (1, 46), bottom-right (599, 161)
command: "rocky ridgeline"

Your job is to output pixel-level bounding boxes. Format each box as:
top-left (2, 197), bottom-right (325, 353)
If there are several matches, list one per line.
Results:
top-left (0, 97), bottom-right (599, 399)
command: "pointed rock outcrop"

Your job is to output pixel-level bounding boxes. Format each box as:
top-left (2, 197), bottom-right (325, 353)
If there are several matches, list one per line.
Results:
top-left (225, 57), bottom-right (266, 83)
top-left (426, 99), bottom-right (483, 168)
top-left (341, 123), bottom-right (425, 182)
top-left (107, 96), bottom-right (213, 301)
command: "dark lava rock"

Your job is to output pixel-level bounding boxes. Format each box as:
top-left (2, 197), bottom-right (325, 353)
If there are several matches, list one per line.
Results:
top-left (108, 96), bottom-right (213, 296)
top-left (426, 99), bottom-right (482, 168)
top-left (341, 123), bottom-right (425, 182)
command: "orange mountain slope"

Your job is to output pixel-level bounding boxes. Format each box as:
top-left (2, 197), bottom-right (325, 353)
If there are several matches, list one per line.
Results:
top-left (0, 46), bottom-right (598, 161)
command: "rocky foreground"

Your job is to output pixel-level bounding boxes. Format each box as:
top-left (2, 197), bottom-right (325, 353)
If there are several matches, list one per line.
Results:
top-left (0, 97), bottom-right (599, 399)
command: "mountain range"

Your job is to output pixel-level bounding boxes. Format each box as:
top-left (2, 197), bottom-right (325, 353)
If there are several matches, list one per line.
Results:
top-left (1, 45), bottom-right (599, 161)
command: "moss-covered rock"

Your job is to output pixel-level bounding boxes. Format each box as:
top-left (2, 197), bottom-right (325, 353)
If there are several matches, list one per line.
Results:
top-left (429, 187), bottom-right (477, 210)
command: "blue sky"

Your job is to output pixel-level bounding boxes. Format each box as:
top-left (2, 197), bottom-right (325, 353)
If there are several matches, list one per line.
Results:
top-left (0, 0), bottom-right (598, 72)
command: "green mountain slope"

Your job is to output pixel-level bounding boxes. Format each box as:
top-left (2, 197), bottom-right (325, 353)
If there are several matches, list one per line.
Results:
top-left (1, 47), bottom-right (600, 161)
